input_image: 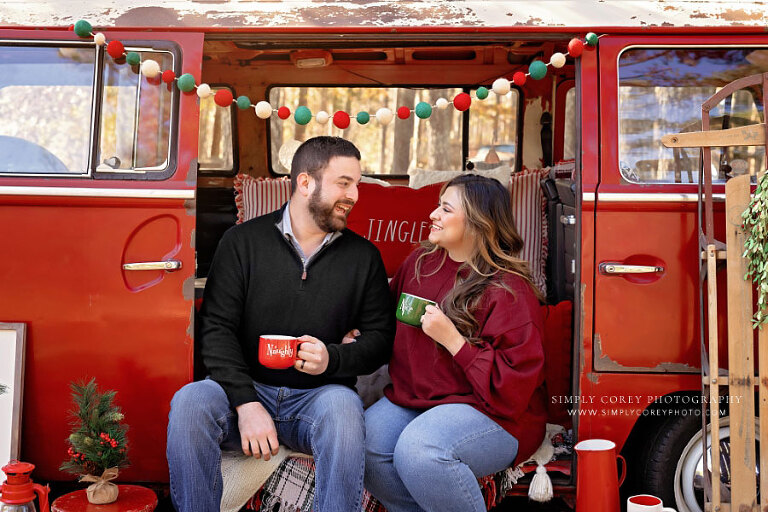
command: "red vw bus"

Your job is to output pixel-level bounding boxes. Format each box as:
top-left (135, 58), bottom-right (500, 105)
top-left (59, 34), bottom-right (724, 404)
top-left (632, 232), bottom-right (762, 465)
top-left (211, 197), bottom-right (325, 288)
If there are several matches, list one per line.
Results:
top-left (0, 2), bottom-right (764, 510)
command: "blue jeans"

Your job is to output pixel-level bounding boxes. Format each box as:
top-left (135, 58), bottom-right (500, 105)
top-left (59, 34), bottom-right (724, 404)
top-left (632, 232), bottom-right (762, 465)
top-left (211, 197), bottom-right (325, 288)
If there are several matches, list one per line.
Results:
top-left (167, 379), bottom-right (365, 512)
top-left (364, 397), bottom-right (519, 512)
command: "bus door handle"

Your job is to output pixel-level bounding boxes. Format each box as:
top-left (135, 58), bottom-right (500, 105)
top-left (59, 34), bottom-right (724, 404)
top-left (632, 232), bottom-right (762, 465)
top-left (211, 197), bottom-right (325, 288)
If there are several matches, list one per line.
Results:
top-left (599, 263), bottom-right (664, 275)
top-left (123, 260), bottom-right (183, 272)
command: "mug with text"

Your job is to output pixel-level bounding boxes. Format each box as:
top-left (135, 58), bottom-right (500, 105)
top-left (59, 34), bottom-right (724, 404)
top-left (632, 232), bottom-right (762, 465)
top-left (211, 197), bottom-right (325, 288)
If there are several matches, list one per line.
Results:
top-left (627, 495), bottom-right (676, 512)
top-left (396, 292), bottom-right (437, 327)
top-left (258, 335), bottom-right (300, 369)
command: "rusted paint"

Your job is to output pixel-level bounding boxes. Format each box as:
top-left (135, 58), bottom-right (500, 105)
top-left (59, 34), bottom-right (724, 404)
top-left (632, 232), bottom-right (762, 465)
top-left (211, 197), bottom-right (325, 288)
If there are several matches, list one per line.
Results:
top-left (186, 157), bottom-right (198, 187)
top-left (189, 227), bottom-right (196, 249)
top-left (586, 371), bottom-right (598, 384)
top-left (593, 332), bottom-right (699, 373)
top-left (3, 1), bottom-right (768, 29)
top-left (182, 274), bottom-right (195, 301)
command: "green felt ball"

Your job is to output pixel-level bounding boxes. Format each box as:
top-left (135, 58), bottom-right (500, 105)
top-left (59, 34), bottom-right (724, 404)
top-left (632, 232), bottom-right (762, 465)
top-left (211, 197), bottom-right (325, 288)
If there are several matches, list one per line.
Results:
top-left (476, 87), bottom-right (489, 100)
top-left (529, 60), bottom-right (548, 80)
top-left (125, 52), bottom-right (140, 66)
top-left (585, 32), bottom-right (599, 47)
top-left (356, 111), bottom-right (370, 125)
top-left (236, 96), bottom-right (252, 109)
top-left (294, 106), bottom-right (312, 125)
top-left (177, 73), bottom-right (196, 92)
top-left (414, 102), bottom-right (432, 119)
top-left (73, 20), bottom-right (92, 38)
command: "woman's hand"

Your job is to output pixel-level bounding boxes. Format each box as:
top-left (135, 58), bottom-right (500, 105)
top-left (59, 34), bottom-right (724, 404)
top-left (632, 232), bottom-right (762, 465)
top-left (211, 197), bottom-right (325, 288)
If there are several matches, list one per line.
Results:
top-left (421, 305), bottom-right (466, 356)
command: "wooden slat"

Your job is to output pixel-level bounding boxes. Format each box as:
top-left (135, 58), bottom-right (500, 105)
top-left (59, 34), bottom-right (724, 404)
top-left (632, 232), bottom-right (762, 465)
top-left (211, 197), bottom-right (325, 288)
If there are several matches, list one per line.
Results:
top-left (706, 244), bottom-right (722, 508)
top-left (701, 250), bottom-right (727, 260)
top-left (662, 123), bottom-right (766, 148)
top-left (760, 306), bottom-right (768, 512)
top-left (724, 174), bottom-right (757, 511)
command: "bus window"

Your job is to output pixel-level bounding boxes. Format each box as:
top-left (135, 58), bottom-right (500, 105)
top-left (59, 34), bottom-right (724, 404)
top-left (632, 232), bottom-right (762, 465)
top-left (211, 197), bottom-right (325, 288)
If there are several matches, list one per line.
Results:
top-left (198, 85), bottom-right (235, 175)
top-left (563, 87), bottom-right (577, 161)
top-left (618, 47), bottom-right (766, 184)
top-left (0, 45), bottom-right (94, 175)
top-left (467, 88), bottom-right (519, 170)
top-left (268, 86), bottom-right (464, 176)
top-left (98, 49), bottom-right (174, 172)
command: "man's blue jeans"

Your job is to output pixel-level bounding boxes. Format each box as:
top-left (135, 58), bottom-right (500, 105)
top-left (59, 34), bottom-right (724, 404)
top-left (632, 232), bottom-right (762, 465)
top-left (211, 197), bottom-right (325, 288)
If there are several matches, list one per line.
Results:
top-left (364, 397), bottom-right (519, 512)
top-left (167, 379), bottom-right (365, 512)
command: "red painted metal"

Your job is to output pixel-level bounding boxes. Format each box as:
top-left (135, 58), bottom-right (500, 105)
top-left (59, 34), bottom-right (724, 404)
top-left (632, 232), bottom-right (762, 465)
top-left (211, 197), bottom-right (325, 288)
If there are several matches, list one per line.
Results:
top-left (51, 485), bottom-right (156, 512)
top-left (0, 29), bottom-right (203, 483)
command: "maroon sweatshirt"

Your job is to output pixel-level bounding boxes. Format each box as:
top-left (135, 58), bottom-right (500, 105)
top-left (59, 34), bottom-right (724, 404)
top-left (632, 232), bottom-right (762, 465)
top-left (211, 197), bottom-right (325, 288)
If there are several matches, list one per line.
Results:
top-left (384, 249), bottom-right (547, 465)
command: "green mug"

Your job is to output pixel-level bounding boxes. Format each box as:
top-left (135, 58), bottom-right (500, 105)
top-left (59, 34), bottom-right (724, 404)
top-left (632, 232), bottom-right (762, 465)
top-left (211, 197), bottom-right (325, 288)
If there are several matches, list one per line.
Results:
top-left (396, 292), bottom-right (437, 327)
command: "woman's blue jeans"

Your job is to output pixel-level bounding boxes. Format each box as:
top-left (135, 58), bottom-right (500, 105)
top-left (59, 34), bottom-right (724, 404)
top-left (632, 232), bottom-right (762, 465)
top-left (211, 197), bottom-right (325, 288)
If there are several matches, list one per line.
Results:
top-left (167, 379), bottom-right (365, 512)
top-left (364, 397), bottom-right (519, 512)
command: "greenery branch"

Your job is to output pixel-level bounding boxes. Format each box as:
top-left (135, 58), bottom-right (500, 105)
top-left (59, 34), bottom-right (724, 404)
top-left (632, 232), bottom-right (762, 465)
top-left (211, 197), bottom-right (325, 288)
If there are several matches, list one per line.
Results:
top-left (59, 378), bottom-right (129, 476)
top-left (742, 172), bottom-right (768, 329)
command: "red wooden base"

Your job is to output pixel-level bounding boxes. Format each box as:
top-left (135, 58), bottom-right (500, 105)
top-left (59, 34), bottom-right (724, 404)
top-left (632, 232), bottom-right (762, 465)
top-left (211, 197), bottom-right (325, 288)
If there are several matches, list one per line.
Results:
top-left (52, 485), bottom-right (157, 512)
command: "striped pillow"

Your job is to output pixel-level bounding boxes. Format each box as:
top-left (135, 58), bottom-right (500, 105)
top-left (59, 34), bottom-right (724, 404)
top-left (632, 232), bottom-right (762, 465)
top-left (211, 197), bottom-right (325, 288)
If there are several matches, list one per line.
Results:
top-left (510, 169), bottom-right (548, 295)
top-left (234, 174), bottom-right (292, 224)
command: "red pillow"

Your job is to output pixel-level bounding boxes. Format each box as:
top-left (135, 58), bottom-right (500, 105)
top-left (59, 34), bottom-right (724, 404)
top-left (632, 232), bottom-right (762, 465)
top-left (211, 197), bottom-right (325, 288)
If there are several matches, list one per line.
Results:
top-left (346, 182), bottom-right (443, 276)
top-left (540, 300), bottom-right (573, 427)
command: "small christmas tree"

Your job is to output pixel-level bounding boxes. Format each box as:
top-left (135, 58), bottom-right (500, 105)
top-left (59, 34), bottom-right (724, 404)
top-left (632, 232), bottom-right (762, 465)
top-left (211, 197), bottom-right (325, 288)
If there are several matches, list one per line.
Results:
top-left (60, 378), bottom-right (129, 477)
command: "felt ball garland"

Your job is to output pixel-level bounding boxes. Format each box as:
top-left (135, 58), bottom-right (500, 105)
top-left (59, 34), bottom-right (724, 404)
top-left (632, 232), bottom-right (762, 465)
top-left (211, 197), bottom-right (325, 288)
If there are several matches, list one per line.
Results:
top-left (126, 52), bottom-right (140, 66)
top-left (71, 19), bottom-right (598, 128)
top-left (333, 111), bottom-right (350, 129)
top-left (294, 106), bottom-right (312, 125)
top-left (215, 89), bottom-right (234, 107)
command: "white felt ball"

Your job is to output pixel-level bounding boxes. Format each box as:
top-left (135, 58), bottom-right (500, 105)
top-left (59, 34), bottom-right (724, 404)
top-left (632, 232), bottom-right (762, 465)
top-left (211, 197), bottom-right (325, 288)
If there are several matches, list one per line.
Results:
top-left (492, 77), bottom-right (511, 96)
top-left (550, 52), bottom-right (567, 68)
top-left (196, 83), bottom-right (212, 99)
top-left (316, 111), bottom-right (330, 125)
top-left (435, 98), bottom-right (449, 110)
top-left (94, 33), bottom-right (106, 46)
top-left (255, 101), bottom-right (273, 119)
top-left (140, 59), bottom-right (161, 78)
top-left (376, 108), bottom-right (393, 125)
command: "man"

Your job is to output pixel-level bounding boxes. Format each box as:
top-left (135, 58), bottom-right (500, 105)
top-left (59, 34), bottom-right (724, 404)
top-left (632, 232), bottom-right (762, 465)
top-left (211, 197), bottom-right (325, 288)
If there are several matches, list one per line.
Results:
top-left (167, 136), bottom-right (394, 511)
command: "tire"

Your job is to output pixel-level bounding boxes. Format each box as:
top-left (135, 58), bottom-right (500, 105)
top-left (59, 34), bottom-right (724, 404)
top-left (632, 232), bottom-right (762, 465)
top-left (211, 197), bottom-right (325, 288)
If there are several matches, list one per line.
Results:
top-left (641, 415), bottom-right (759, 512)
top-left (636, 411), bottom-right (701, 509)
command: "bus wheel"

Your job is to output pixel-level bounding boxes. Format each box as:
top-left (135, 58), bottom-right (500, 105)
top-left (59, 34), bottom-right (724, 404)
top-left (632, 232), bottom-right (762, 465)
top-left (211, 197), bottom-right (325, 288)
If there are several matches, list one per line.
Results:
top-left (645, 415), bottom-right (758, 512)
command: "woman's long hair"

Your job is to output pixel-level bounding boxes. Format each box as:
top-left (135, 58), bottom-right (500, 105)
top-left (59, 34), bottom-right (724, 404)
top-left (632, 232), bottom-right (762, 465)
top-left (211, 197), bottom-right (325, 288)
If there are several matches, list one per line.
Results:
top-left (415, 174), bottom-right (542, 343)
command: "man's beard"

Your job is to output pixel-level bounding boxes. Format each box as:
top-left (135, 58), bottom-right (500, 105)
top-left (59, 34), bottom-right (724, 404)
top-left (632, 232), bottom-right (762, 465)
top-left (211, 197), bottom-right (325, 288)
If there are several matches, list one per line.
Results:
top-left (308, 184), bottom-right (354, 232)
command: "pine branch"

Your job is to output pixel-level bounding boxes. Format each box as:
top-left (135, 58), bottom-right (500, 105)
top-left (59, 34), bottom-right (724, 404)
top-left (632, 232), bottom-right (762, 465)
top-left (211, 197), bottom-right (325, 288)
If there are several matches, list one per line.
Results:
top-left (60, 378), bottom-right (129, 476)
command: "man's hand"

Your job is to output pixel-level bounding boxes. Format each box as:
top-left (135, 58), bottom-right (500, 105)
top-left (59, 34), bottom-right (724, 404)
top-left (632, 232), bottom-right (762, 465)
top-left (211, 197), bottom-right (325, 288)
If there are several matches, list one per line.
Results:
top-left (295, 335), bottom-right (329, 375)
top-left (235, 401), bottom-right (279, 460)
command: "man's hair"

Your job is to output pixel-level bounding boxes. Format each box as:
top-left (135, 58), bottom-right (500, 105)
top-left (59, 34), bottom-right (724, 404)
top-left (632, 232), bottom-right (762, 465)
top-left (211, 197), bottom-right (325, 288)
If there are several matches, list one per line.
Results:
top-left (290, 136), bottom-right (361, 193)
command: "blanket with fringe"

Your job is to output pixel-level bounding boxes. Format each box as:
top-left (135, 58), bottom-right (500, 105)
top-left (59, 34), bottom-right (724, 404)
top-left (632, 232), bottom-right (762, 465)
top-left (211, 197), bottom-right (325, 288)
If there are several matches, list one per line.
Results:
top-left (245, 429), bottom-right (573, 511)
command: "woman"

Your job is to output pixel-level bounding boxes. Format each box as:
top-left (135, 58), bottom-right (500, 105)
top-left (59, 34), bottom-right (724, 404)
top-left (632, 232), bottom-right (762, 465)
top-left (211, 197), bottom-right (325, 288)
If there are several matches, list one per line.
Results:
top-left (364, 174), bottom-right (547, 512)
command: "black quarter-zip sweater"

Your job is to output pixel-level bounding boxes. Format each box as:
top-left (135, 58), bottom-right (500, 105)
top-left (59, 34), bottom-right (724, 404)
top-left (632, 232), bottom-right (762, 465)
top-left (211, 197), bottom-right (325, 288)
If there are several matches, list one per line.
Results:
top-left (199, 206), bottom-right (396, 408)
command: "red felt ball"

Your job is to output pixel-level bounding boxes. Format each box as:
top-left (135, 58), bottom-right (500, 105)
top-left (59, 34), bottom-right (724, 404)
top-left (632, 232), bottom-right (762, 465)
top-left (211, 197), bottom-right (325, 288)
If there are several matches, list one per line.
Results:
top-left (333, 111), bottom-right (351, 129)
top-left (568, 39), bottom-right (584, 58)
top-left (106, 40), bottom-right (125, 60)
top-left (397, 106), bottom-right (411, 120)
top-left (512, 72), bottom-right (527, 87)
top-left (453, 92), bottom-right (471, 111)
top-left (68, 24), bottom-right (74, 31)
top-left (277, 106), bottom-right (291, 120)
top-left (162, 70), bottom-right (176, 84)
top-left (214, 89), bottom-right (234, 107)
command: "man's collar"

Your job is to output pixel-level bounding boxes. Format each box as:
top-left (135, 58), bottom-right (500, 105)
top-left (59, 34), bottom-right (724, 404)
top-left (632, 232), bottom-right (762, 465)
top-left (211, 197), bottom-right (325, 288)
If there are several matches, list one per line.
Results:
top-left (276, 201), bottom-right (341, 245)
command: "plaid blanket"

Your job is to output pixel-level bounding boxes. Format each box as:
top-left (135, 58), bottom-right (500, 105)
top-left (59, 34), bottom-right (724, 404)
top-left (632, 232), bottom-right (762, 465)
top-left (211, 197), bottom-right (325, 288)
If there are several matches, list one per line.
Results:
top-left (245, 429), bottom-right (574, 511)
top-left (246, 459), bottom-right (508, 512)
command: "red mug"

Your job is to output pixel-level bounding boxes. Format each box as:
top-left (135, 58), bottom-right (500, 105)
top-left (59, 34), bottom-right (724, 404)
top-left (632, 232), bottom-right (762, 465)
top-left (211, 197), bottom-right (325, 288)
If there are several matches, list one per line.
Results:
top-left (258, 335), bottom-right (300, 369)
